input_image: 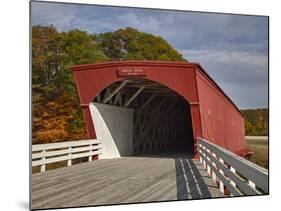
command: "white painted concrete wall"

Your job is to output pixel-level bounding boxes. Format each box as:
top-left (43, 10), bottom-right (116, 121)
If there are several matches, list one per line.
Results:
top-left (89, 103), bottom-right (134, 159)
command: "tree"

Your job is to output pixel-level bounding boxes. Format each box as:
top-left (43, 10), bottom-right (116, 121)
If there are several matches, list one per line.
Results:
top-left (97, 27), bottom-right (186, 61)
top-left (32, 26), bottom-right (109, 144)
top-left (241, 108), bottom-right (268, 136)
top-left (32, 25), bottom-right (187, 144)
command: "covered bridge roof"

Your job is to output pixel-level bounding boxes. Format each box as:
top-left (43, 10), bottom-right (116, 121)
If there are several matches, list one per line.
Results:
top-left (71, 60), bottom-right (242, 116)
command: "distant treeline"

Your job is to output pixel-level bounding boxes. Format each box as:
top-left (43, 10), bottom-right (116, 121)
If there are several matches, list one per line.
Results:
top-left (32, 25), bottom-right (186, 144)
top-left (241, 108), bottom-right (268, 136)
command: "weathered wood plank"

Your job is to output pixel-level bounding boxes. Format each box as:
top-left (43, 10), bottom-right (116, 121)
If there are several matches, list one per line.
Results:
top-left (32, 154), bottom-right (223, 209)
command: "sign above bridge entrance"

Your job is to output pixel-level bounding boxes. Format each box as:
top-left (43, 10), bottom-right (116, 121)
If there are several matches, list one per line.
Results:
top-left (117, 68), bottom-right (146, 77)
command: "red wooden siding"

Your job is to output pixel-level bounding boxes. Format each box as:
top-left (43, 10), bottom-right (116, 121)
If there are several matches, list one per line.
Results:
top-left (71, 61), bottom-right (247, 157)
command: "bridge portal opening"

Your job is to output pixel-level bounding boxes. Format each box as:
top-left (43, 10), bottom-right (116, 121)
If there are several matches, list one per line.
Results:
top-left (90, 78), bottom-right (194, 158)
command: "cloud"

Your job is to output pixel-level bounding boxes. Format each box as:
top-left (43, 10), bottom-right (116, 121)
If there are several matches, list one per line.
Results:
top-left (31, 2), bottom-right (268, 53)
top-left (182, 49), bottom-right (268, 108)
top-left (31, 1), bottom-right (268, 109)
top-left (31, 2), bottom-right (80, 31)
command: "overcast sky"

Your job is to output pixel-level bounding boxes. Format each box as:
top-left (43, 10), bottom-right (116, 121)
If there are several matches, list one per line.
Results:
top-left (31, 1), bottom-right (268, 109)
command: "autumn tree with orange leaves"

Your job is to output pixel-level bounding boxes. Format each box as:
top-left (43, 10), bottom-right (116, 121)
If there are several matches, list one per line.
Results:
top-left (32, 26), bottom-right (186, 144)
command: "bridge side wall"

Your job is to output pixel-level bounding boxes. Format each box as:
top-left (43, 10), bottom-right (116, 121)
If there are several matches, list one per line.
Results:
top-left (89, 103), bottom-right (134, 158)
top-left (195, 69), bottom-right (247, 154)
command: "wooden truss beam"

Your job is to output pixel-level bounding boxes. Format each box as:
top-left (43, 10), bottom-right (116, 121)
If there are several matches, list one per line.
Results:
top-left (113, 92), bottom-right (122, 106)
top-left (124, 86), bottom-right (145, 107)
top-left (137, 98), bottom-right (167, 142)
top-left (138, 93), bottom-right (157, 112)
top-left (96, 94), bottom-right (101, 103)
top-left (139, 102), bottom-right (175, 142)
top-left (134, 93), bottom-right (157, 125)
top-left (102, 80), bottom-right (128, 104)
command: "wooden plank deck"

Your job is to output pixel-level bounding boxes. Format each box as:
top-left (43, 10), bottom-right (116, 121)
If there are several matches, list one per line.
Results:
top-left (32, 153), bottom-right (224, 209)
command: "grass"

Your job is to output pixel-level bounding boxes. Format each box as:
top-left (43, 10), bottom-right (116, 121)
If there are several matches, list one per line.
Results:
top-left (246, 138), bottom-right (268, 169)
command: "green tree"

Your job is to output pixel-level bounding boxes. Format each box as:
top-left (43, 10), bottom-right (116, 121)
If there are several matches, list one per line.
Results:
top-left (241, 108), bottom-right (268, 136)
top-left (32, 26), bottom-right (109, 143)
top-left (32, 25), bottom-right (187, 144)
top-left (32, 25), bottom-right (62, 103)
top-left (97, 27), bottom-right (186, 61)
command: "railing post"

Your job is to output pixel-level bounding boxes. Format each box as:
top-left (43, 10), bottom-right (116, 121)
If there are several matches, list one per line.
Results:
top-left (230, 167), bottom-right (236, 186)
top-left (249, 180), bottom-right (256, 189)
top-left (229, 166), bottom-right (237, 196)
top-left (199, 143), bottom-right (203, 164)
top-left (212, 152), bottom-right (217, 183)
top-left (202, 146), bottom-right (206, 169)
top-left (197, 137), bottom-right (269, 196)
top-left (89, 144), bottom-right (92, 162)
top-left (40, 149), bottom-right (46, 173)
top-left (206, 148), bottom-right (211, 175)
top-left (219, 158), bottom-right (225, 194)
top-left (67, 146), bottom-right (72, 167)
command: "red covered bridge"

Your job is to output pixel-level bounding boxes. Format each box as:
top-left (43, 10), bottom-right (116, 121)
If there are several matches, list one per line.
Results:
top-left (31, 61), bottom-right (268, 210)
top-left (71, 61), bottom-right (247, 158)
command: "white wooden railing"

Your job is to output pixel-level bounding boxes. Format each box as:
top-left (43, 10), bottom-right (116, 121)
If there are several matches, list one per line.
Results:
top-left (32, 139), bottom-right (102, 173)
top-left (245, 136), bottom-right (268, 141)
top-left (198, 138), bottom-right (268, 196)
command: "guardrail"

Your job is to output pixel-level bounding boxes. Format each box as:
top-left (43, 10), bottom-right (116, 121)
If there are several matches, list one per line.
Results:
top-left (32, 139), bottom-right (102, 173)
top-left (198, 137), bottom-right (268, 196)
top-left (245, 136), bottom-right (268, 141)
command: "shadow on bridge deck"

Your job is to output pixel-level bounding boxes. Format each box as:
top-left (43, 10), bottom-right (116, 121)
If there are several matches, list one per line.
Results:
top-left (31, 152), bottom-right (223, 209)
